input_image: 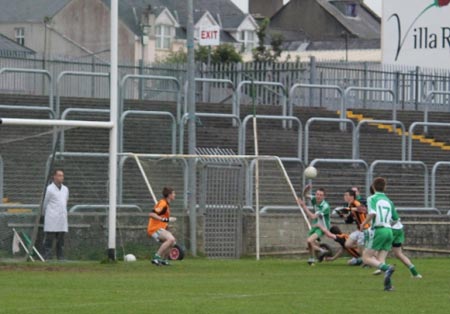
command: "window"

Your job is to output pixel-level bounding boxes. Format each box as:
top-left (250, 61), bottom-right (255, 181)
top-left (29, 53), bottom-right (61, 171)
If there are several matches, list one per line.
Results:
top-left (156, 25), bottom-right (174, 49)
top-left (15, 27), bottom-right (25, 46)
top-left (239, 30), bottom-right (256, 52)
top-left (331, 1), bottom-right (358, 18)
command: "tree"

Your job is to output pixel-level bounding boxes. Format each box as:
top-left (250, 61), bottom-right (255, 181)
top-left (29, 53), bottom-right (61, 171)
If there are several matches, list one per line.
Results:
top-left (159, 44), bottom-right (242, 64)
top-left (211, 44), bottom-right (242, 63)
top-left (253, 18), bottom-right (284, 62)
top-left (159, 49), bottom-right (187, 64)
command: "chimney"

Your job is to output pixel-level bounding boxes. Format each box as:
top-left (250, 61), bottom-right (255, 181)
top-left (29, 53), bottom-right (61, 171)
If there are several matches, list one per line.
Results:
top-left (249, 0), bottom-right (284, 18)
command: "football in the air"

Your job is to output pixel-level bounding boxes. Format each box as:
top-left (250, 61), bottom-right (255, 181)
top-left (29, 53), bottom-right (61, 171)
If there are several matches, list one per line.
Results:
top-left (304, 166), bottom-right (318, 179)
top-left (124, 254), bottom-right (137, 262)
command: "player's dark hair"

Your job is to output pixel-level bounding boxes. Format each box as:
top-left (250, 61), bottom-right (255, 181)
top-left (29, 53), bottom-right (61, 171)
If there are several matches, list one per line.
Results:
top-left (52, 168), bottom-right (64, 176)
top-left (369, 185), bottom-right (375, 195)
top-left (316, 188), bottom-right (326, 195)
top-left (346, 189), bottom-right (356, 198)
top-left (162, 187), bottom-right (174, 198)
top-left (372, 177), bottom-right (386, 192)
top-left (330, 226), bottom-right (341, 234)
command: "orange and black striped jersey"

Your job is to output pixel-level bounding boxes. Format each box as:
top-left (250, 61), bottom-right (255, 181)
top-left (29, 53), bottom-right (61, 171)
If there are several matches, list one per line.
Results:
top-left (334, 233), bottom-right (360, 258)
top-left (345, 200), bottom-right (370, 230)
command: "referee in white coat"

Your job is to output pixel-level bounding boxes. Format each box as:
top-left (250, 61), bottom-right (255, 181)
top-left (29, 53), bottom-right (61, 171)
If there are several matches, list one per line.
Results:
top-left (43, 169), bottom-right (69, 261)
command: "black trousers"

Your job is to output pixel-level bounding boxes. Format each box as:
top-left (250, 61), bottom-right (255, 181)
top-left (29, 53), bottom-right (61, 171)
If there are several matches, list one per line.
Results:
top-left (43, 232), bottom-right (65, 260)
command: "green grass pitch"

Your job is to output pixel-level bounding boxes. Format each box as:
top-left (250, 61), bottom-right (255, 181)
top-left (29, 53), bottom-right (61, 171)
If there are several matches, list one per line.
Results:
top-left (1, 257), bottom-right (449, 314)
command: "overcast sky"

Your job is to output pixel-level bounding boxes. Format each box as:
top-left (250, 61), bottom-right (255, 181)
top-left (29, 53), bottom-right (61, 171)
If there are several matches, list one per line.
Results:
top-left (230, 0), bottom-right (382, 16)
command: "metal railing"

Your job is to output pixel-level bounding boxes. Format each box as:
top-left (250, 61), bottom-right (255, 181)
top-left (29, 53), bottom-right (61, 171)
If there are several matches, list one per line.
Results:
top-left (118, 153), bottom-right (189, 210)
top-left (0, 68), bottom-right (53, 112)
top-left (431, 161), bottom-right (450, 210)
top-left (69, 204), bottom-right (143, 213)
top-left (308, 158), bottom-right (368, 189)
top-left (119, 110), bottom-right (177, 154)
top-left (0, 204), bottom-right (40, 212)
top-left (119, 74), bottom-right (182, 121)
top-left (178, 112), bottom-right (241, 154)
top-left (396, 207), bottom-right (441, 214)
top-left (56, 71), bottom-right (110, 118)
top-left (344, 87), bottom-right (397, 132)
top-left (407, 122), bottom-right (450, 161)
top-left (260, 205), bottom-right (300, 213)
top-left (353, 119), bottom-right (406, 161)
top-left (235, 80), bottom-right (287, 127)
top-left (0, 105), bottom-right (55, 119)
top-left (245, 157), bottom-right (304, 208)
top-left (368, 160), bottom-right (428, 208)
top-left (239, 115), bottom-right (303, 159)
top-left (183, 78), bottom-right (235, 115)
top-left (304, 117), bottom-right (355, 164)
top-left (60, 108), bottom-right (110, 152)
top-left (289, 83), bottom-right (344, 129)
top-left (423, 90), bottom-right (450, 134)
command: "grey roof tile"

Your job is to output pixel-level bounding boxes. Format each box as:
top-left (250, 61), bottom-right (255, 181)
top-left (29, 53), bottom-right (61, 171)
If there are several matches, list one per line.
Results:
top-left (0, 0), bottom-right (71, 22)
top-left (0, 33), bottom-right (36, 55)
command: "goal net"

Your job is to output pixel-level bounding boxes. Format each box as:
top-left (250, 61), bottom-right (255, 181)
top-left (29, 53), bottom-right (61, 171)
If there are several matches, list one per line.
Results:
top-left (0, 118), bottom-right (56, 262)
top-left (125, 153), bottom-right (311, 259)
top-left (0, 114), bottom-right (115, 262)
top-left (0, 121), bottom-right (311, 261)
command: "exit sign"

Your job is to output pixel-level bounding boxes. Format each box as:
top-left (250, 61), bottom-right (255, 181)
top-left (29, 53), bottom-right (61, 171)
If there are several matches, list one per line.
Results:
top-left (199, 26), bottom-right (221, 46)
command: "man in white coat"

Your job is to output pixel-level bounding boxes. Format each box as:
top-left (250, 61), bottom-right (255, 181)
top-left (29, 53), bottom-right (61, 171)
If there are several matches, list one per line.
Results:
top-left (43, 169), bottom-right (69, 260)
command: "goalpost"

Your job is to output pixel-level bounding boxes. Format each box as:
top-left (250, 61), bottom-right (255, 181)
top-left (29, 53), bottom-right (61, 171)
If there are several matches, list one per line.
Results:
top-left (125, 153), bottom-right (311, 259)
top-left (0, 0), bottom-right (121, 262)
top-left (0, 119), bottom-right (114, 262)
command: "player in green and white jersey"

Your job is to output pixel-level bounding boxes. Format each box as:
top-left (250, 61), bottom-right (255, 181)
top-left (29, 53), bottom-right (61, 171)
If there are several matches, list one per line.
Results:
top-left (373, 219), bottom-right (422, 278)
top-left (360, 177), bottom-right (398, 291)
top-left (297, 184), bottom-right (331, 265)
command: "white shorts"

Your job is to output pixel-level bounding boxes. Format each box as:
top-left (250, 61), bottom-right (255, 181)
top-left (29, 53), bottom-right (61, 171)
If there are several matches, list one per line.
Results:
top-left (349, 230), bottom-right (365, 246)
top-left (151, 228), bottom-right (165, 242)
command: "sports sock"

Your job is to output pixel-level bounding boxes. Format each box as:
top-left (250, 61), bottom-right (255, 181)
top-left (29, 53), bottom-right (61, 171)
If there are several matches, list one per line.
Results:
top-left (378, 263), bottom-right (389, 272)
top-left (409, 265), bottom-right (419, 276)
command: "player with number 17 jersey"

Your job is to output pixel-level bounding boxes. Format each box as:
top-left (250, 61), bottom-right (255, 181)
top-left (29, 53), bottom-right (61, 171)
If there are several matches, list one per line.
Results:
top-left (367, 193), bottom-right (399, 229)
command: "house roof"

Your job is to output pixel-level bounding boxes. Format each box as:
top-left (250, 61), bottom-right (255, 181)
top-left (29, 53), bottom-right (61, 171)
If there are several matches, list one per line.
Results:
top-left (0, 33), bottom-right (36, 56)
top-left (316, 0), bottom-right (380, 39)
top-left (0, 0), bottom-right (71, 23)
top-left (0, 0), bottom-right (247, 42)
top-left (157, 0), bottom-right (244, 27)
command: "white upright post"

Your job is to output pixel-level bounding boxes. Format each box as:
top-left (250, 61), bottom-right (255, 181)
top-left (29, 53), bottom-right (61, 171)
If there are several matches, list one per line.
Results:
top-left (253, 117), bottom-right (260, 261)
top-left (108, 0), bottom-right (118, 261)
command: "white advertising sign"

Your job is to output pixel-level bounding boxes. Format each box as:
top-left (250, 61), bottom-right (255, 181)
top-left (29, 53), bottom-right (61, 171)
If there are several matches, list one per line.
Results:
top-left (382, 0), bottom-right (450, 68)
top-left (199, 26), bottom-right (221, 46)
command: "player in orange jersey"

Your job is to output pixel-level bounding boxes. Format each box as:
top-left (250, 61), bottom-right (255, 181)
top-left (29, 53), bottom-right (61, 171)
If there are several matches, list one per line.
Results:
top-left (147, 187), bottom-right (177, 266)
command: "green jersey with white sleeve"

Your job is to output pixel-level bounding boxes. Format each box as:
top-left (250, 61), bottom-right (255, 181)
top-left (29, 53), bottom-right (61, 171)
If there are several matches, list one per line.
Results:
top-left (311, 197), bottom-right (331, 229)
top-left (367, 192), bottom-right (399, 228)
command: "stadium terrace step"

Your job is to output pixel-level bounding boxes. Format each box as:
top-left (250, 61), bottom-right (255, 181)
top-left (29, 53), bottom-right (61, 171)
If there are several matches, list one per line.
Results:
top-left (0, 94), bottom-right (449, 212)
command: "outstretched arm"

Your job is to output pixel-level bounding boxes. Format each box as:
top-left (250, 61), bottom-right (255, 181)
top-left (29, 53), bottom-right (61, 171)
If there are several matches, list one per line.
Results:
top-left (303, 184), bottom-right (312, 200)
top-left (360, 213), bottom-right (374, 231)
top-left (313, 224), bottom-right (336, 240)
top-left (297, 197), bottom-right (317, 220)
top-left (325, 247), bottom-right (343, 261)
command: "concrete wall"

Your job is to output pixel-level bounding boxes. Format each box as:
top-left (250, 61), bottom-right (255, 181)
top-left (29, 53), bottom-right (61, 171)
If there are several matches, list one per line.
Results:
top-left (0, 0), bottom-right (138, 64)
top-left (52, 0), bottom-right (136, 63)
top-left (1, 212), bottom-right (448, 260)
